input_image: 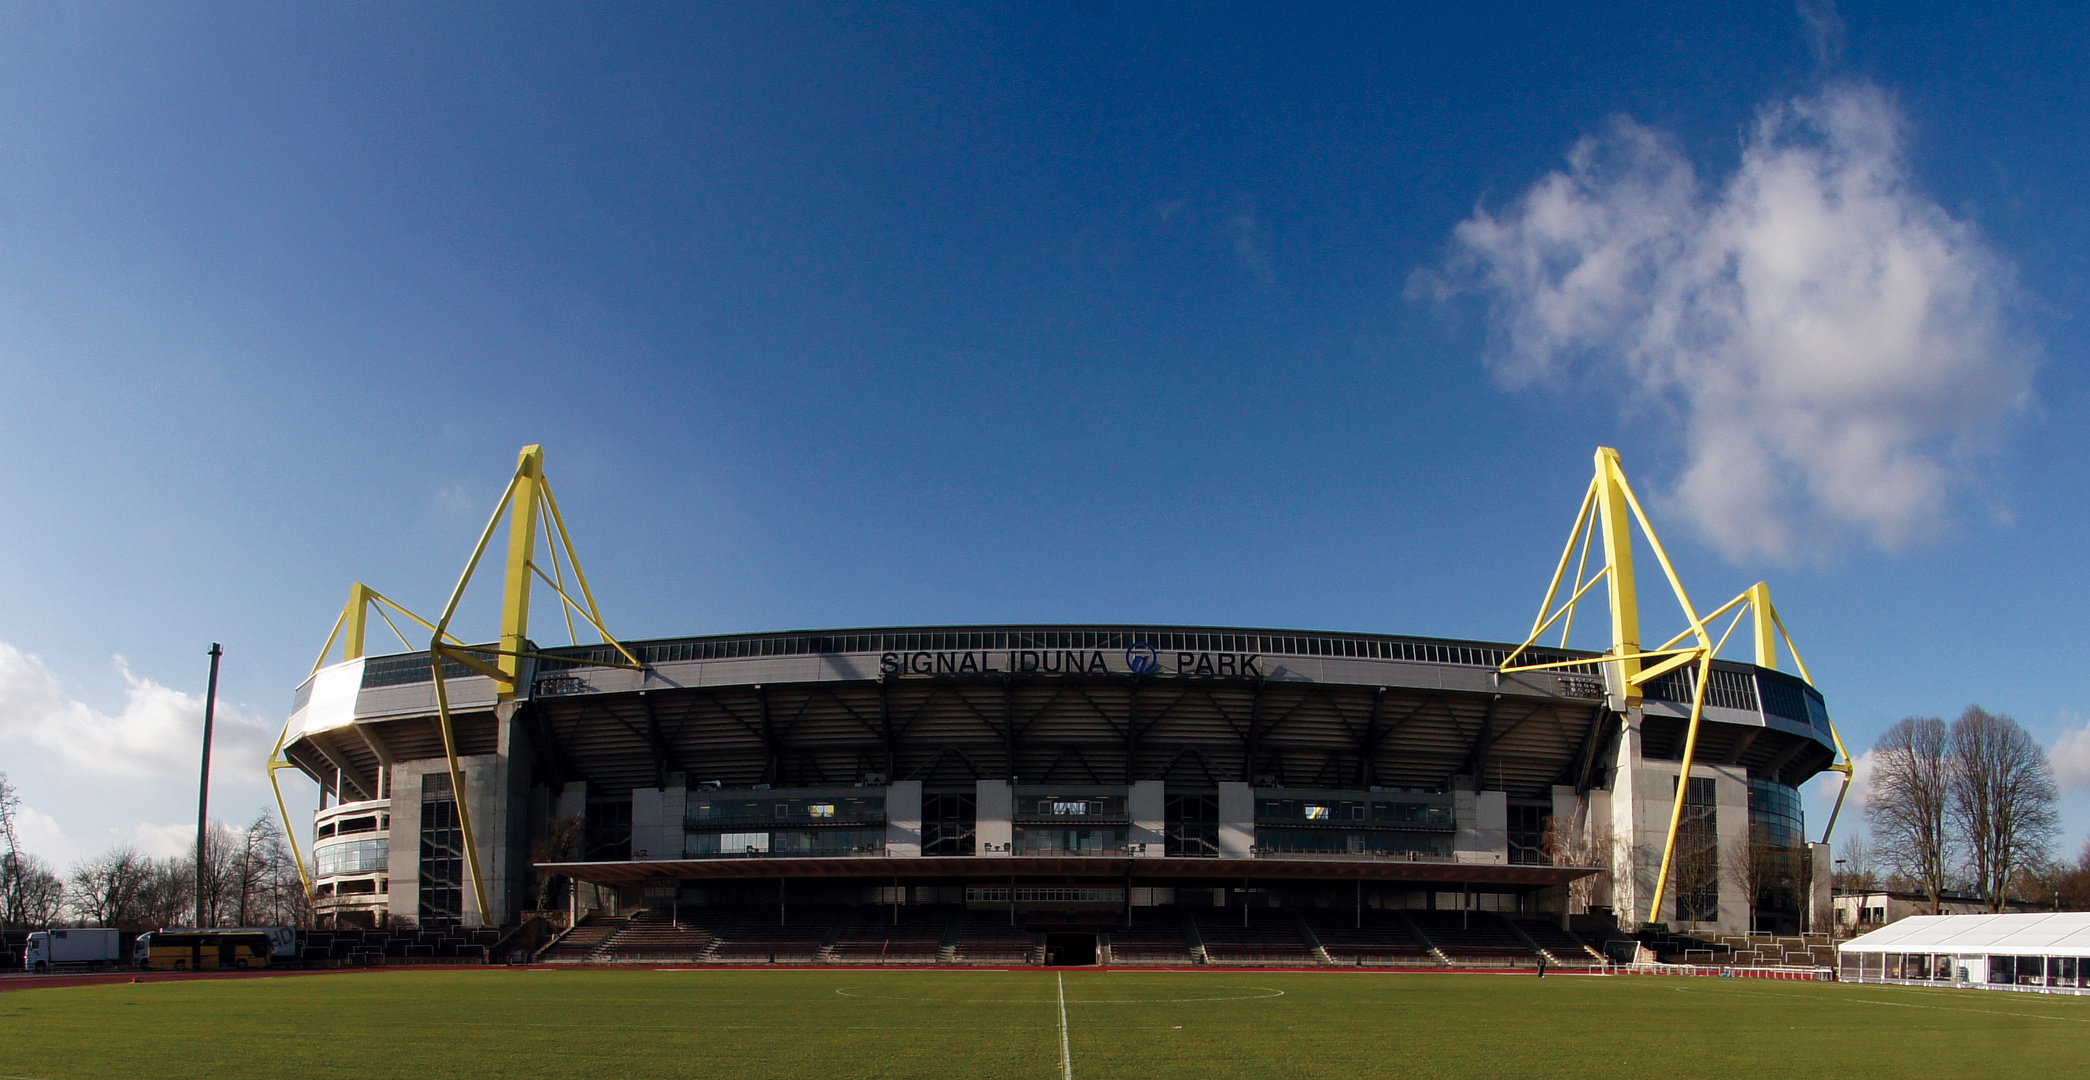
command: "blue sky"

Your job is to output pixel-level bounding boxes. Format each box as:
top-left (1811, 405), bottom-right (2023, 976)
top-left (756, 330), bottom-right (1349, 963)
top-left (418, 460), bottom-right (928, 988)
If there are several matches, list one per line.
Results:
top-left (1, 2), bottom-right (2086, 870)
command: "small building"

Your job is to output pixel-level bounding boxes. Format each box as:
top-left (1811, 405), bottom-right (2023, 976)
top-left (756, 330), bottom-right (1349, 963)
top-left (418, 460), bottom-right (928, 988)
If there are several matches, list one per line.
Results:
top-left (1831, 890), bottom-right (2031, 933)
top-left (1838, 912), bottom-right (2090, 992)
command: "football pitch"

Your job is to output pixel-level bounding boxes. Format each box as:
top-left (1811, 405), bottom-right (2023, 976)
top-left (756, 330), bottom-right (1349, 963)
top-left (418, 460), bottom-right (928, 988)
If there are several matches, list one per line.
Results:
top-left (6, 968), bottom-right (2087, 1079)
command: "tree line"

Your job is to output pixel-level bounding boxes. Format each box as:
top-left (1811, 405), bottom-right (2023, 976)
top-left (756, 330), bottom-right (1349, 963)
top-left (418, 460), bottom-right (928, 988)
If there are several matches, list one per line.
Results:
top-left (1854, 705), bottom-right (2084, 912)
top-left (1, 772), bottom-right (311, 931)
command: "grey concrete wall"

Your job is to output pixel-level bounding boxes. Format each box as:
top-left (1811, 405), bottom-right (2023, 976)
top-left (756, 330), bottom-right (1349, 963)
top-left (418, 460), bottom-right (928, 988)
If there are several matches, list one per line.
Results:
top-left (1455, 789), bottom-right (1508, 864)
top-left (381, 753), bottom-right (505, 927)
top-left (1714, 768), bottom-right (1750, 933)
top-left (385, 767), bottom-right (420, 924)
top-left (1217, 781), bottom-right (1253, 859)
top-left (631, 787), bottom-right (673, 860)
top-left (1129, 780), bottom-right (1164, 857)
top-left (975, 780), bottom-right (1012, 855)
top-left (885, 781), bottom-right (922, 857)
top-left (1808, 842), bottom-right (1833, 934)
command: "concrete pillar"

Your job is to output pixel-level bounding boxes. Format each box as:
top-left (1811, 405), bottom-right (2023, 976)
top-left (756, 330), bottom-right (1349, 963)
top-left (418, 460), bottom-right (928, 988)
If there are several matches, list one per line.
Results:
top-left (1714, 768), bottom-right (1750, 934)
top-left (631, 787), bottom-right (665, 860)
top-left (1608, 709), bottom-right (1649, 926)
top-left (1217, 782), bottom-right (1254, 859)
top-left (1455, 789), bottom-right (1508, 864)
top-left (632, 784), bottom-right (688, 862)
top-left (1129, 780), bottom-right (1165, 857)
top-left (1808, 842), bottom-right (1833, 936)
top-left (885, 781), bottom-right (922, 857)
top-left (975, 780), bottom-right (1012, 855)
top-left (386, 767), bottom-right (421, 925)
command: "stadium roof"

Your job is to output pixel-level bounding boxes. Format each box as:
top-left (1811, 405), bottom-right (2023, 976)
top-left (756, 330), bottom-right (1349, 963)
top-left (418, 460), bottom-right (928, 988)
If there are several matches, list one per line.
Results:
top-left (1838, 912), bottom-right (2090, 955)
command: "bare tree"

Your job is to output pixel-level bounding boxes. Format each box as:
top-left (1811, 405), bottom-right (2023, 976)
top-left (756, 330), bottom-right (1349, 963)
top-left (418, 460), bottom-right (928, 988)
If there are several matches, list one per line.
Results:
top-left (67, 847), bottom-right (155, 927)
top-left (529, 814), bottom-right (585, 913)
top-left (1542, 812), bottom-right (1612, 916)
top-left (1949, 706), bottom-right (2059, 912)
top-left (234, 812), bottom-right (311, 928)
top-left (1864, 716), bottom-right (1952, 913)
top-left (0, 773), bottom-right (66, 929)
top-left (1831, 830), bottom-right (1879, 892)
top-left (138, 856), bottom-right (196, 928)
top-left (1724, 829), bottom-right (1805, 934)
top-left (2050, 841), bottom-right (2090, 912)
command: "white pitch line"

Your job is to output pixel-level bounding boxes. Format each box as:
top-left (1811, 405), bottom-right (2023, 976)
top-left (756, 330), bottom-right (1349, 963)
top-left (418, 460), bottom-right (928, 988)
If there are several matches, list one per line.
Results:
top-left (1056, 971), bottom-right (1073, 1080)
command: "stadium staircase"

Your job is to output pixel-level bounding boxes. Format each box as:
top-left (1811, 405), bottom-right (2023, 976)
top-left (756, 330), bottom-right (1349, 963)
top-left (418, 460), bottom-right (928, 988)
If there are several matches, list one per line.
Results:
top-left (1183, 908), bottom-right (1210, 965)
top-left (1510, 919), bottom-right (1606, 966)
top-left (1290, 914), bottom-right (1335, 965)
top-left (1406, 912), bottom-right (1539, 967)
top-left (595, 908), bottom-right (728, 963)
top-left (1701, 932), bottom-right (1836, 969)
top-left (1102, 914), bottom-right (1197, 966)
top-left (538, 914), bottom-right (629, 964)
top-left (824, 905), bottom-right (953, 964)
top-left (1189, 909), bottom-right (1318, 965)
top-left (949, 910), bottom-right (1041, 965)
top-left (709, 905), bottom-right (842, 963)
top-left (1301, 911), bottom-right (1441, 966)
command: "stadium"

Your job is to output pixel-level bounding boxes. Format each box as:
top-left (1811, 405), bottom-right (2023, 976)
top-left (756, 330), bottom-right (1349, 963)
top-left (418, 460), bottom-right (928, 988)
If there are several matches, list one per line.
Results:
top-left (270, 446), bottom-right (1847, 968)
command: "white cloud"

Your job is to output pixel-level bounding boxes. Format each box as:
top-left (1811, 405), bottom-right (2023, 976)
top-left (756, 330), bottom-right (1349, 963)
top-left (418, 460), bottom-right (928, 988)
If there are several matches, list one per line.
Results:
top-left (1797, 0), bottom-right (1845, 67)
top-left (2052, 711), bottom-right (2090, 792)
top-left (13, 803), bottom-right (66, 851)
top-left (1427, 83), bottom-right (2032, 561)
top-left (0, 642), bottom-right (270, 779)
top-left (130, 821), bottom-right (201, 859)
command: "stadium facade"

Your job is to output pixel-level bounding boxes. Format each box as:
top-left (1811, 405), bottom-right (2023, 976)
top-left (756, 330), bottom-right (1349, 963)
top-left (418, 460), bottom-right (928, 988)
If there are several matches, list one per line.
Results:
top-left (274, 447), bottom-right (1847, 955)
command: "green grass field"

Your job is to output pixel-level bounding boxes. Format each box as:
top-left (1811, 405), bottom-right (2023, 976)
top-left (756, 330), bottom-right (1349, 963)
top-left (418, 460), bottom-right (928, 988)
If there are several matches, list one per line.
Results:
top-left (5, 968), bottom-right (2086, 1079)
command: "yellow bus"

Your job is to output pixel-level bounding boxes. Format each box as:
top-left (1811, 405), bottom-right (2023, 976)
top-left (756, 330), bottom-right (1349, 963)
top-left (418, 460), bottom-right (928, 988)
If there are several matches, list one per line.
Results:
top-left (135, 930), bottom-right (274, 971)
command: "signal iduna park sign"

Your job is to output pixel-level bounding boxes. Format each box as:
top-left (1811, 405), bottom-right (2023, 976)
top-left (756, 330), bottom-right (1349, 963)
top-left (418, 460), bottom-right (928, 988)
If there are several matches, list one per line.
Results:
top-left (879, 642), bottom-right (1261, 678)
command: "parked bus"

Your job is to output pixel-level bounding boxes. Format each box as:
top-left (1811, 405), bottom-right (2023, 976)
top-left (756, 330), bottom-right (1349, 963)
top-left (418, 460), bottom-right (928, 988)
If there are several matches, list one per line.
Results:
top-left (134, 930), bottom-right (274, 971)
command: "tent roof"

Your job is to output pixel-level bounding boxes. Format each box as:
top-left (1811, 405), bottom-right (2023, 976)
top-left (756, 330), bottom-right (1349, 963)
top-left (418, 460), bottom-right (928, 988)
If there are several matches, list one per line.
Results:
top-left (1839, 912), bottom-right (2090, 954)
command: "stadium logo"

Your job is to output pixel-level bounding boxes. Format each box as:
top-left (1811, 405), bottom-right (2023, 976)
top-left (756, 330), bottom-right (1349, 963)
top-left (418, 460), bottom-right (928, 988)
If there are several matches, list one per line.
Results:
top-left (1125, 642), bottom-right (1159, 674)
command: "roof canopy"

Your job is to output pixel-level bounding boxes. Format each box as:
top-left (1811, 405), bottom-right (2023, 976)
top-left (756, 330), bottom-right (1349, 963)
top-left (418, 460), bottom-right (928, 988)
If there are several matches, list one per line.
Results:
top-left (1839, 912), bottom-right (2090, 955)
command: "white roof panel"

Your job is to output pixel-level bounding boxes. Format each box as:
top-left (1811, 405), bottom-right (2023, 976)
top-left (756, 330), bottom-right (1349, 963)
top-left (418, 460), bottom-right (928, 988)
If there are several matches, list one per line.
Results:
top-left (1839, 912), bottom-right (2090, 955)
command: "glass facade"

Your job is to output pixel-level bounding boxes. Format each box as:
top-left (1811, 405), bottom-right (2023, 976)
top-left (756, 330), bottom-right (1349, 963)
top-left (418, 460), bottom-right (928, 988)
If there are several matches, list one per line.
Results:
top-left (1164, 793), bottom-right (1219, 857)
top-left (1254, 797), bottom-right (1452, 827)
top-left (1013, 793), bottom-right (1126, 820)
top-left (1748, 779), bottom-right (1806, 934)
top-left (418, 774), bottom-right (463, 924)
top-left (1013, 826), bottom-right (1127, 854)
top-left (316, 838), bottom-right (388, 877)
top-left (585, 798), bottom-right (632, 861)
top-left (921, 792), bottom-right (976, 856)
top-left (686, 795), bottom-right (886, 826)
top-left (1673, 777), bottom-right (1719, 924)
top-left (1255, 829), bottom-right (1448, 856)
top-left (1507, 803), bottom-right (1551, 865)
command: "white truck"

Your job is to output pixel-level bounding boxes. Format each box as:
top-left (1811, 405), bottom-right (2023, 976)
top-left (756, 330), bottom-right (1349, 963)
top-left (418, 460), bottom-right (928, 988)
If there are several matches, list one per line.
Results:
top-left (25, 927), bottom-right (123, 973)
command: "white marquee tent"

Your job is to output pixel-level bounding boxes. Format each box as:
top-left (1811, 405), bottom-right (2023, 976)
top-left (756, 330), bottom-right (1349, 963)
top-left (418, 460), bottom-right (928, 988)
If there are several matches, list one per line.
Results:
top-left (1838, 911), bottom-right (2090, 991)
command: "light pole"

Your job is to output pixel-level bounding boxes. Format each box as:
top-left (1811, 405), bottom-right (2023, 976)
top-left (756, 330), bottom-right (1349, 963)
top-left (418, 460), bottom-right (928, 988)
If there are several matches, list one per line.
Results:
top-left (195, 643), bottom-right (223, 929)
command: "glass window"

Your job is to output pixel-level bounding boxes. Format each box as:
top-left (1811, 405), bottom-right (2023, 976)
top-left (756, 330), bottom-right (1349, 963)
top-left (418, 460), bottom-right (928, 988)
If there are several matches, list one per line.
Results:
top-left (418, 795), bottom-right (463, 924)
top-left (1014, 794), bottom-right (1126, 818)
top-left (922, 792), bottom-right (977, 857)
top-left (1165, 793), bottom-right (1219, 858)
top-left (317, 838), bottom-right (389, 877)
top-left (1012, 826), bottom-right (1127, 854)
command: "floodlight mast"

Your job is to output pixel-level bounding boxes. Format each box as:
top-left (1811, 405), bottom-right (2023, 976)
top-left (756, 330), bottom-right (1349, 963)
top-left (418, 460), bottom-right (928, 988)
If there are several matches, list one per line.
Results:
top-left (1497, 447), bottom-right (1854, 931)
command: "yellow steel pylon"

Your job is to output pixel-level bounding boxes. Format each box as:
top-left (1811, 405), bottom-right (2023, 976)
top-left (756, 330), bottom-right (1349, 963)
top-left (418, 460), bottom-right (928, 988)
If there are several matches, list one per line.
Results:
top-left (271, 445), bottom-right (641, 921)
top-left (1499, 448), bottom-right (1854, 928)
